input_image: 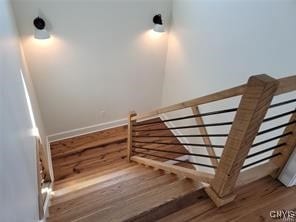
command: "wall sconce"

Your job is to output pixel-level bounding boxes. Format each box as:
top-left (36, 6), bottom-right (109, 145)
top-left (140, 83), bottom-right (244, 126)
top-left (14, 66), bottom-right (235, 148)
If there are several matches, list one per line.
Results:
top-left (153, 14), bottom-right (165, 33)
top-left (33, 17), bottom-right (50, 39)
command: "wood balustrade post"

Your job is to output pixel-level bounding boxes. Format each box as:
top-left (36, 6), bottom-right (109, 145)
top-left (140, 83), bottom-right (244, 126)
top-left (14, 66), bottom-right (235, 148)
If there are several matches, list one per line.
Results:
top-left (36, 139), bottom-right (44, 220)
top-left (271, 112), bottom-right (296, 177)
top-left (37, 139), bottom-right (51, 182)
top-left (127, 111), bottom-right (137, 162)
top-left (191, 106), bottom-right (219, 169)
top-left (205, 74), bottom-right (279, 207)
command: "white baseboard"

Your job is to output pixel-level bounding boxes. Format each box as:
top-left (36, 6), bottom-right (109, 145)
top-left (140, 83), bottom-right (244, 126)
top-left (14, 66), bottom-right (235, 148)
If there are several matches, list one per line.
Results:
top-left (279, 149), bottom-right (296, 187)
top-left (47, 118), bottom-right (127, 142)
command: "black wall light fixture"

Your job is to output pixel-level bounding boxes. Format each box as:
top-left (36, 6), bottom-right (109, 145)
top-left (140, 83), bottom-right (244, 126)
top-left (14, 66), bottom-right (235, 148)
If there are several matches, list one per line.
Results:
top-left (33, 17), bottom-right (50, 39)
top-left (153, 14), bottom-right (165, 33)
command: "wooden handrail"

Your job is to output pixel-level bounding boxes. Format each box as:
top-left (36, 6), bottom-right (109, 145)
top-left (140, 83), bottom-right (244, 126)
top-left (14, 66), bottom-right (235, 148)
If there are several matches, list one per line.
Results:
top-left (132, 84), bottom-right (246, 121)
top-left (132, 75), bottom-right (295, 123)
top-left (275, 75), bottom-right (296, 95)
top-left (37, 139), bottom-right (51, 182)
top-left (36, 137), bottom-right (52, 220)
top-left (36, 138), bottom-right (45, 220)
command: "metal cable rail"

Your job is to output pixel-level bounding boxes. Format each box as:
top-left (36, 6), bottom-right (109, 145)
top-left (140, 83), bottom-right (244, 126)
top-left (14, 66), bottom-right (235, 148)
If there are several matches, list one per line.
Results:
top-left (263, 109), bottom-right (296, 123)
top-left (133, 121), bottom-right (233, 132)
top-left (246, 143), bottom-right (286, 159)
top-left (133, 140), bottom-right (225, 148)
top-left (133, 151), bottom-right (217, 168)
top-left (242, 153), bottom-right (282, 169)
top-left (133, 98), bottom-right (295, 128)
top-left (257, 120), bottom-right (296, 135)
top-left (134, 107), bottom-right (238, 126)
top-left (133, 134), bottom-right (228, 138)
top-left (133, 145), bottom-right (221, 159)
top-left (269, 98), bottom-right (296, 109)
top-left (251, 132), bottom-right (292, 147)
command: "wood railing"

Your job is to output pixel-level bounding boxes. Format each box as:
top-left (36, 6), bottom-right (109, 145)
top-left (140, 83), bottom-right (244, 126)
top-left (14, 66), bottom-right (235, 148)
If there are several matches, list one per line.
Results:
top-left (127, 74), bottom-right (296, 207)
top-left (36, 137), bottom-right (51, 219)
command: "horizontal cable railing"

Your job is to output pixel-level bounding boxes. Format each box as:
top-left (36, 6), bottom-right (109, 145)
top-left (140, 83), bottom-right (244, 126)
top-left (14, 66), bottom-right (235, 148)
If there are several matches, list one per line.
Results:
top-left (262, 109), bottom-right (296, 122)
top-left (246, 143), bottom-right (286, 159)
top-left (134, 107), bottom-right (237, 127)
top-left (242, 153), bottom-right (282, 169)
top-left (133, 140), bottom-right (225, 148)
top-left (133, 145), bottom-right (221, 159)
top-left (134, 151), bottom-right (217, 168)
top-left (127, 74), bottom-right (296, 207)
top-left (251, 132), bottom-right (292, 147)
top-left (257, 120), bottom-right (296, 135)
top-left (133, 121), bottom-right (233, 132)
top-left (133, 134), bottom-right (229, 138)
top-left (242, 97), bottom-right (296, 170)
top-left (129, 99), bottom-right (239, 174)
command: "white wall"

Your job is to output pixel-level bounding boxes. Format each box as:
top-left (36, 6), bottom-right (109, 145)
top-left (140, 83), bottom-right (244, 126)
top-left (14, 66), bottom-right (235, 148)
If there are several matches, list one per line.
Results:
top-left (279, 149), bottom-right (296, 186)
top-left (162, 0), bottom-right (296, 173)
top-left (12, 0), bottom-right (171, 137)
top-left (162, 0), bottom-right (296, 106)
top-left (0, 0), bottom-right (39, 220)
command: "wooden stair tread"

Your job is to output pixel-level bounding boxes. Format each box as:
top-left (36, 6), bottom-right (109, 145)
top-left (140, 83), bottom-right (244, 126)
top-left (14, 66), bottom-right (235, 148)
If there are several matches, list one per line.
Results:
top-left (74, 178), bottom-right (203, 222)
top-left (51, 165), bottom-right (160, 205)
top-left (49, 168), bottom-right (167, 215)
top-left (157, 176), bottom-right (296, 222)
top-left (48, 172), bottom-right (179, 221)
top-left (51, 164), bottom-right (147, 200)
top-left (53, 160), bottom-right (133, 190)
top-left (53, 146), bottom-right (128, 181)
top-left (48, 122), bottom-right (198, 222)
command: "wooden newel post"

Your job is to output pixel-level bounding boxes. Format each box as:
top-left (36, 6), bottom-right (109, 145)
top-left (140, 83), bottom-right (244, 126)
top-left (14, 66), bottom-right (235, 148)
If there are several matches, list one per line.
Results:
top-left (127, 111), bottom-right (137, 162)
top-left (205, 74), bottom-right (279, 207)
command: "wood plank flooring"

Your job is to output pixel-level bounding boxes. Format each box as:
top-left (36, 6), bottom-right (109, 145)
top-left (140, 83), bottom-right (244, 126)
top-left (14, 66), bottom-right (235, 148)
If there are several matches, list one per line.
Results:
top-left (48, 118), bottom-right (296, 222)
top-left (49, 168), bottom-right (295, 222)
top-left (50, 118), bottom-right (193, 184)
top-left (48, 163), bottom-right (204, 222)
top-left (158, 176), bottom-right (296, 222)
top-left (48, 118), bottom-right (200, 221)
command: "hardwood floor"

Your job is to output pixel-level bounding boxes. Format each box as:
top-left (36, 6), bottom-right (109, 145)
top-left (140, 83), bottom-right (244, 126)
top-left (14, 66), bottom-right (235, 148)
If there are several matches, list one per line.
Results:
top-left (48, 118), bottom-right (200, 221)
top-left (48, 163), bottom-right (204, 222)
top-left (158, 176), bottom-right (296, 222)
top-left (49, 118), bottom-right (296, 222)
top-left (50, 118), bottom-right (192, 183)
top-left (48, 169), bottom-right (295, 222)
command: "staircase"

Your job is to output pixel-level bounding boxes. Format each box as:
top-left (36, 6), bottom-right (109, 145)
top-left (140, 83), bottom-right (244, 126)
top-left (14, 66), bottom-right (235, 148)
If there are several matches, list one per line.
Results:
top-left (43, 74), bottom-right (296, 221)
top-left (47, 118), bottom-right (198, 221)
top-left (48, 163), bottom-right (204, 222)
